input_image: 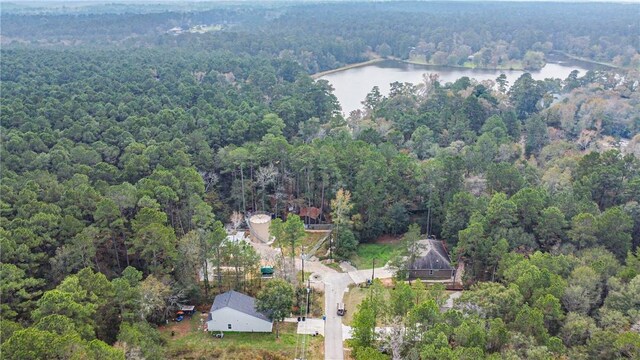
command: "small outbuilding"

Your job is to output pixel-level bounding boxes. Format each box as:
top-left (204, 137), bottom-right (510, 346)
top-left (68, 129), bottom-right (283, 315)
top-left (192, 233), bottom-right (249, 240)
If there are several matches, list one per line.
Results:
top-left (179, 305), bottom-right (196, 315)
top-left (407, 238), bottom-right (455, 280)
top-left (206, 290), bottom-right (273, 333)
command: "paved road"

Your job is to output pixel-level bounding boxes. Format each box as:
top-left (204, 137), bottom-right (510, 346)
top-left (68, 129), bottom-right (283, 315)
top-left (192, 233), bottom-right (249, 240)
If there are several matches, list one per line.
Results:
top-left (247, 237), bottom-right (394, 360)
top-left (322, 265), bottom-right (395, 360)
top-left (323, 272), bottom-right (352, 360)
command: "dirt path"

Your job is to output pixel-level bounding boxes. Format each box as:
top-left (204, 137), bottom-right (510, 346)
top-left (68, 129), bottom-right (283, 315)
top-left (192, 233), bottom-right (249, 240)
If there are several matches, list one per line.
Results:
top-left (159, 314), bottom-right (204, 339)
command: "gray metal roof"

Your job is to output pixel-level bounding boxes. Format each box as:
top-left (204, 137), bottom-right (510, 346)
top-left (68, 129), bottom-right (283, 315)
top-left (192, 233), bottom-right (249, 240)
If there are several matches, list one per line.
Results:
top-left (210, 290), bottom-right (271, 322)
top-left (409, 239), bottom-right (454, 271)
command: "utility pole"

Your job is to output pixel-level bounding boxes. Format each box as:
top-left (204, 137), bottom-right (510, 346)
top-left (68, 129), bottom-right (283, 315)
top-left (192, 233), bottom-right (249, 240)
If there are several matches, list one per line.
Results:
top-left (329, 233), bottom-right (333, 262)
top-left (372, 258), bottom-right (375, 280)
top-left (301, 245), bottom-right (305, 284)
top-left (307, 278), bottom-right (311, 314)
top-left (426, 205), bottom-right (431, 236)
top-left (300, 284), bottom-right (312, 360)
top-left (240, 164), bottom-right (246, 212)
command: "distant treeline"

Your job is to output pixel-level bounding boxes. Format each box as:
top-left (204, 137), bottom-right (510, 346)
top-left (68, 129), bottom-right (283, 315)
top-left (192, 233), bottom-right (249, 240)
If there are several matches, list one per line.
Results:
top-left (2, 2), bottom-right (638, 72)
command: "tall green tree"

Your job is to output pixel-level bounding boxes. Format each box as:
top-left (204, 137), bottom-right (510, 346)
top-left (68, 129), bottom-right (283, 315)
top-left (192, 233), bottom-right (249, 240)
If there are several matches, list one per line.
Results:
top-left (390, 280), bottom-right (415, 317)
top-left (535, 207), bottom-right (567, 250)
top-left (255, 278), bottom-right (294, 338)
top-left (129, 207), bottom-right (177, 275)
top-left (117, 321), bottom-right (164, 360)
top-left (509, 73), bottom-right (545, 120)
top-left (351, 298), bottom-right (377, 349)
top-left (596, 206), bottom-right (633, 260)
top-left (525, 116), bottom-right (550, 157)
top-left (112, 266), bottom-right (142, 323)
top-left (331, 188), bottom-right (355, 258)
top-left (271, 214), bottom-right (305, 281)
top-left (0, 263), bottom-right (42, 321)
top-left (568, 213), bottom-right (599, 250)
top-left (204, 221), bottom-right (228, 293)
top-left (392, 223), bottom-right (422, 279)
top-left (31, 277), bottom-right (97, 340)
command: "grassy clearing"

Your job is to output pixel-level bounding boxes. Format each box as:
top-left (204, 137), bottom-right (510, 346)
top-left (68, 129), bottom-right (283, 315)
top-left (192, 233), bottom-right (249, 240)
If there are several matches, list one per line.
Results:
top-left (161, 315), bottom-right (323, 359)
top-left (313, 233), bottom-right (334, 259)
top-left (301, 231), bottom-right (327, 252)
top-left (324, 261), bottom-right (343, 272)
top-left (287, 231), bottom-right (329, 257)
top-left (188, 24), bottom-right (223, 33)
top-left (342, 285), bottom-right (371, 326)
top-left (351, 243), bottom-right (402, 269)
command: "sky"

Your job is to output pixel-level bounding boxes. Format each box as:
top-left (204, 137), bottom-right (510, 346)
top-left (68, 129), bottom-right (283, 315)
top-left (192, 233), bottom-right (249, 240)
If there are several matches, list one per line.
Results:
top-left (4, 0), bottom-right (639, 3)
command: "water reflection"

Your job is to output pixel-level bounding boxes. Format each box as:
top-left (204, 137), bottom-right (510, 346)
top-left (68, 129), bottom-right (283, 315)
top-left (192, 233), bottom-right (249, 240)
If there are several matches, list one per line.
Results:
top-left (321, 57), bottom-right (598, 115)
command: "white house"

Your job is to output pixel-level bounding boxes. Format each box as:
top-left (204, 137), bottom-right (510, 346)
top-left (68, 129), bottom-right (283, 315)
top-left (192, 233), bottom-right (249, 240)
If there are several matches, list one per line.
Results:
top-left (206, 290), bottom-right (273, 333)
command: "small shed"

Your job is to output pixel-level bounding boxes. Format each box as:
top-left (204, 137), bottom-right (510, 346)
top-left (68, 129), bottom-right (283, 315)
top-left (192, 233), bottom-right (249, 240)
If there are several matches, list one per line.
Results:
top-left (180, 305), bottom-right (196, 315)
top-left (206, 290), bottom-right (273, 333)
top-left (407, 239), bottom-right (455, 280)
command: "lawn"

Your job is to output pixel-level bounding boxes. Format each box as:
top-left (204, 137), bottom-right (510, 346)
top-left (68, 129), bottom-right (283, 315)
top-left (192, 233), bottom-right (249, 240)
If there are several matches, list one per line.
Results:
top-left (313, 234), bottom-right (333, 259)
top-left (342, 285), bottom-right (372, 326)
top-left (161, 314), bottom-right (323, 359)
top-left (289, 231), bottom-right (330, 257)
top-left (324, 261), bottom-right (343, 272)
top-left (351, 243), bottom-right (402, 269)
top-left (301, 231), bottom-right (330, 254)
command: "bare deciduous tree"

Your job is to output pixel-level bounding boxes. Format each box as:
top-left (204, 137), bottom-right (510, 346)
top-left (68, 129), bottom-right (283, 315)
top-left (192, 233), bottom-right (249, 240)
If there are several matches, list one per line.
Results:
top-left (380, 316), bottom-right (406, 360)
top-left (256, 163), bottom-right (278, 211)
top-left (230, 211), bottom-right (244, 233)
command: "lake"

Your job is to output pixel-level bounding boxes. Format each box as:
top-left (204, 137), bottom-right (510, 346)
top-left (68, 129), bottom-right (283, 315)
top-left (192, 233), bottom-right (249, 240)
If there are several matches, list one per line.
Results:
top-left (321, 56), bottom-right (598, 115)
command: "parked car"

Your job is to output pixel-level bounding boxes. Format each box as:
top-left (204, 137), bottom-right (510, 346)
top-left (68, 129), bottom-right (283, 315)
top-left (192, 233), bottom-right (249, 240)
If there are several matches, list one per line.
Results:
top-left (337, 303), bottom-right (346, 316)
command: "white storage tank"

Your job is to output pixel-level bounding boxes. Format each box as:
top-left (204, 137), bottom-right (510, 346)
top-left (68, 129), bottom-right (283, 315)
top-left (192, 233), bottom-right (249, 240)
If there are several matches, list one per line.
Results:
top-left (249, 213), bottom-right (271, 243)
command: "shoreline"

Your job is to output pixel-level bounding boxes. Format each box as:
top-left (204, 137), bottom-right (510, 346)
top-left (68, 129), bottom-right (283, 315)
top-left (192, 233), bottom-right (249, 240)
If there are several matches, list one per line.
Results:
top-left (398, 58), bottom-right (529, 71)
top-left (551, 51), bottom-right (619, 69)
top-left (313, 57), bottom-right (541, 79)
top-left (311, 58), bottom-right (385, 78)
top-left (312, 51), bottom-right (623, 80)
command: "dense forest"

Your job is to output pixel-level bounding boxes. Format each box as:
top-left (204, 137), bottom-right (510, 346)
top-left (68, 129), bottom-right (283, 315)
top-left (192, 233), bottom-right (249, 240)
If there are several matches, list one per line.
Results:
top-left (1, 1), bottom-right (639, 359)
top-left (2, 2), bottom-right (639, 71)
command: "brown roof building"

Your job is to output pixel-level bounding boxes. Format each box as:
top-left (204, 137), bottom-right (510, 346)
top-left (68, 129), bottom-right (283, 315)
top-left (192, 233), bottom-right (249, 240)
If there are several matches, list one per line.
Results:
top-left (407, 238), bottom-right (455, 280)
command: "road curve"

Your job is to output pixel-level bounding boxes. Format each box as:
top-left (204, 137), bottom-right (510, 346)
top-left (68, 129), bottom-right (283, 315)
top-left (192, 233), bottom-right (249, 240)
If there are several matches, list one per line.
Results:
top-left (323, 265), bottom-right (395, 360)
top-left (247, 237), bottom-right (394, 360)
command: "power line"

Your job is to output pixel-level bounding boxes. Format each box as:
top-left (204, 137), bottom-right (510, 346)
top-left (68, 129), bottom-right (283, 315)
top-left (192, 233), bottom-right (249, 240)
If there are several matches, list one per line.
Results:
top-left (294, 316), bottom-right (301, 360)
top-left (300, 284), bottom-right (311, 360)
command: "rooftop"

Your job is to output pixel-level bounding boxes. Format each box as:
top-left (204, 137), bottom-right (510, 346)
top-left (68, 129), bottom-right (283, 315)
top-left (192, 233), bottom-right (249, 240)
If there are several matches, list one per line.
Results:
top-left (409, 239), bottom-right (454, 271)
top-left (210, 290), bottom-right (271, 322)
